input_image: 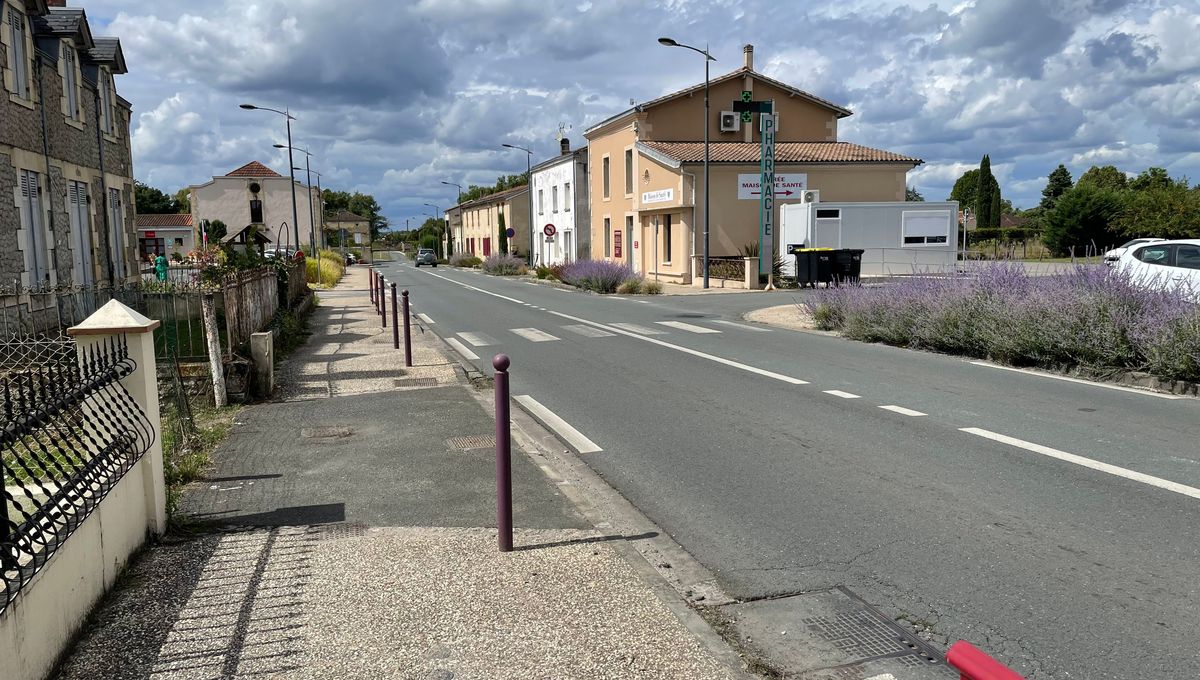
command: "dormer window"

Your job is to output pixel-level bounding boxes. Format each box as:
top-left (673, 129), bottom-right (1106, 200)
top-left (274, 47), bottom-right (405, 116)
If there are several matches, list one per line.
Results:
top-left (100, 67), bottom-right (115, 134)
top-left (7, 6), bottom-right (30, 99)
top-left (62, 42), bottom-right (80, 119)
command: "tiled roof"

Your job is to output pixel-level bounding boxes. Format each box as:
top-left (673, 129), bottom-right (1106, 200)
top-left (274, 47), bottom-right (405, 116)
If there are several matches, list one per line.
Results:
top-left (86, 37), bottom-right (126, 74)
top-left (458, 185), bottom-right (529, 210)
top-left (327, 210), bottom-right (367, 223)
top-left (33, 8), bottom-right (93, 47)
top-left (225, 161), bottom-right (282, 178)
top-left (640, 141), bottom-right (922, 165)
top-left (135, 214), bottom-right (193, 228)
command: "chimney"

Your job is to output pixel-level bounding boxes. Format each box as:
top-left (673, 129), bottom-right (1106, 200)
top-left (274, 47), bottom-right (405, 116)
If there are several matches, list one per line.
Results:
top-left (743, 44), bottom-right (754, 70)
top-left (560, 138), bottom-right (570, 155)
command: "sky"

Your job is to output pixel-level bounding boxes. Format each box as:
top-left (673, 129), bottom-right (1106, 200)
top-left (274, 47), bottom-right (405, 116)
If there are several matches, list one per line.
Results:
top-left (83, 0), bottom-right (1200, 228)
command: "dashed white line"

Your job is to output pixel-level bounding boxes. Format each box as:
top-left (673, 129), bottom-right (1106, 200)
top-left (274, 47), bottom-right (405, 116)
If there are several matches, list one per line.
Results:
top-left (633, 300), bottom-right (651, 304)
top-left (711, 319), bottom-right (771, 332)
top-left (610, 296), bottom-right (628, 300)
top-left (445, 337), bottom-right (479, 361)
top-left (510, 328), bottom-right (559, 342)
top-left (609, 323), bottom-right (665, 335)
top-left (823, 390), bottom-right (861, 399)
top-left (879, 405), bottom-right (927, 417)
top-left (458, 332), bottom-right (497, 347)
top-left (421, 270), bottom-right (526, 304)
top-left (960, 427), bottom-right (1200, 500)
top-left (514, 395), bottom-right (603, 454)
top-left (656, 321), bottom-right (721, 334)
top-left (417, 313), bottom-right (435, 325)
top-left (970, 360), bottom-right (1185, 400)
top-left (562, 324), bottom-right (615, 338)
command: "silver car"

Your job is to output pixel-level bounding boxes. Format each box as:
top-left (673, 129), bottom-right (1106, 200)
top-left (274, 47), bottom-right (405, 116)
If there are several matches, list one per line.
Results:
top-left (414, 248), bottom-right (437, 267)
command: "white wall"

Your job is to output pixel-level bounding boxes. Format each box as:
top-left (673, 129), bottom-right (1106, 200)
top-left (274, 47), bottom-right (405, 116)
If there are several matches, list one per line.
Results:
top-left (531, 158), bottom-right (579, 266)
top-left (191, 176), bottom-right (320, 250)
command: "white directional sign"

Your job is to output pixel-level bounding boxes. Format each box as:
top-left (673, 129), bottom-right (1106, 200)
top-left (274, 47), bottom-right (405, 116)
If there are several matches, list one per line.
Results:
top-left (738, 173), bottom-right (807, 200)
top-left (642, 188), bottom-right (674, 204)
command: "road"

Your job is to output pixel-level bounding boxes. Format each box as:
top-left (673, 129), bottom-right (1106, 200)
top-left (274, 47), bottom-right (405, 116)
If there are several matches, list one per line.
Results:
top-left (373, 257), bottom-right (1200, 679)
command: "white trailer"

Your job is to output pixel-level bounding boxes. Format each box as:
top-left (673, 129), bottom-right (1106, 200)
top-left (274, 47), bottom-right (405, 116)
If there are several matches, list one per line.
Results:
top-left (778, 200), bottom-right (960, 277)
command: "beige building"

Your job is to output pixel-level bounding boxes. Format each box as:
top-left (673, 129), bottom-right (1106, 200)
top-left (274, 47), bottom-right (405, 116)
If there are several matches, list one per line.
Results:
top-left (186, 160), bottom-right (321, 252)
top-left (325, 209), bottom-right (371, 261)
top-left (455, 185), bottom-right (530, 259)
top-left (584, 44), bottom-right (921, 284)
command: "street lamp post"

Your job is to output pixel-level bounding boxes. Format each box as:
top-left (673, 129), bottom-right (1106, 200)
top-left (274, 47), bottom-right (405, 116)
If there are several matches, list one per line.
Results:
top-left (658, 38), bottom-right (715, 289)
top-left (441, 181), bottom-right (463, 256)
top-left (275, 143), bottom-right (320, 281)
top-left (241, 103), bottom-right (300, 249)
top-left (423, 203), bottom-right (445, 258)
top-left (502, 144), bottom-right (534, 266)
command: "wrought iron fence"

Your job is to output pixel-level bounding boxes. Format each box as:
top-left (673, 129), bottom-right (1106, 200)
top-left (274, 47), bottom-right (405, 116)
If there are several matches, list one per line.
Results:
top-left (1, 336), bottom-right (155, 613)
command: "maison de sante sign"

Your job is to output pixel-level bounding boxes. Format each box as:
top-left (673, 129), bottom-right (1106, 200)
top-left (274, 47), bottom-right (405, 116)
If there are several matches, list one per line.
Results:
top-left (637, 175), bottom-right (808, 205)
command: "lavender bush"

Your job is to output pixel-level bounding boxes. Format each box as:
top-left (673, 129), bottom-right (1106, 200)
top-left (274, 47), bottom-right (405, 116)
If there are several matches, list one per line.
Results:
top-left (807, 263), bottom-right (1200, 382)
top-left (560, 260), bottom-right (640, 293)
top-left (481, 253), bottom-right (527, 276)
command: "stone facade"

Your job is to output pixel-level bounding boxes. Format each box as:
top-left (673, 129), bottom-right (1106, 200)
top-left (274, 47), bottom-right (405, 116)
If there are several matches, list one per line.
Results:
top-left (0, 1), bottom-right (134, 290)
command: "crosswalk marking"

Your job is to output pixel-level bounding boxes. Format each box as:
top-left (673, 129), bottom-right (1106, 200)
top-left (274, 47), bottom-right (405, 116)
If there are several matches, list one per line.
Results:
top-left (656, 321), bottom-right (721, 334)
top-left (510, 328), bottom-right (559, 342)
top-left (609, 323), bottom-right (665, 335)
top-left (446, 337), bottom-right (479, 361)
top-left (562, 324), bottom-right (616, 338)
top-left (458, 332), bottom-right (497, 347)
top-left (711, 319), bottom-right (770, 332)
top-left (824, 390), bottom-right (861, 399)
top-left (417, 313), bottom-right (435, 324)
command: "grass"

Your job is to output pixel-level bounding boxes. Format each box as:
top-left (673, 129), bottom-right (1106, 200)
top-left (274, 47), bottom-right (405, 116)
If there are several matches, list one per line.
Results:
top-left (307, 250), bottom-right (347, 288)
top-left (162, 405), bottom-right (240, 519)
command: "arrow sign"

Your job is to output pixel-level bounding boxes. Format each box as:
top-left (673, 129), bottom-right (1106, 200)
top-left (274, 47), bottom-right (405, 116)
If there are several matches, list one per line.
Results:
top-left (747, 189), bottom-right (795, 197)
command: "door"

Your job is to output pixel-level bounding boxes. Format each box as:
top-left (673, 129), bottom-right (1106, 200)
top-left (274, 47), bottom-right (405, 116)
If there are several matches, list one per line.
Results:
top-left (483, 237), bottom-right (491, 257)
top-left (68, 181), bottom-right (94, 285)
top-left (1172, 243), bottom-right (1200, 300)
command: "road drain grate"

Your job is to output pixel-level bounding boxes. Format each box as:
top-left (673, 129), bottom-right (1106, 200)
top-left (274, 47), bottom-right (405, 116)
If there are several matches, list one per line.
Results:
top-left (446, 435), bottom-right (496, 450)
top-left (804, 611), bottom-right (909, 659)
top-left (395, 377), bottom-right (438, 388)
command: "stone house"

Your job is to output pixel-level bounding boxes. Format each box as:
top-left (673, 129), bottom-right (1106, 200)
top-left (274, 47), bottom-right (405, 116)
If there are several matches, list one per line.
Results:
top-left (185, 160), bottom-right (321, 253)
top-left (1, 0), bottom-right (136, 290)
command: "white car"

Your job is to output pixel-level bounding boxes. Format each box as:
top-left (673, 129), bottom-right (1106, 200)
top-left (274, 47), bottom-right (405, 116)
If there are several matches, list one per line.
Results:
top-left (1115, 239), bottom-right (1200, 302)
top-left (1103, 237), bottom-right (1165, 265)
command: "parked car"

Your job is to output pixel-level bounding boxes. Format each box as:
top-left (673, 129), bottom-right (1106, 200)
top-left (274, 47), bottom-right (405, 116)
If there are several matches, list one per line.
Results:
top-left (1115, 239), bottom-right (1200, 302)
top-left (414, 248), bottom-right (437, 267)
top-left (264, 247), bottom-right (300, 260)
top-left (1103, 237), bottom-right (1165, 266)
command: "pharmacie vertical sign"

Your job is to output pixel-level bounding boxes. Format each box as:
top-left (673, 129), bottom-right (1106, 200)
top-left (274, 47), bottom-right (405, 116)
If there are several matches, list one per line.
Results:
top-left (759, 109), bottom-right (776, 276)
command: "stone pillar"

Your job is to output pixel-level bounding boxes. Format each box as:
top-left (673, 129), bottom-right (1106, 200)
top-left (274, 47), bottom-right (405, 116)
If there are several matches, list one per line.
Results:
top-left (251, 331), bottom-right (274, 398)
top-left (68, 300), bottom-right (167, 536)
top-left (743, 256), bottom-right (761, 290)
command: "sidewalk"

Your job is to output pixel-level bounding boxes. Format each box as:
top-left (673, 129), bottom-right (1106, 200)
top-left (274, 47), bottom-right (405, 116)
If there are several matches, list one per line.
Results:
top-left (54, 266), bottom-right (742, 679)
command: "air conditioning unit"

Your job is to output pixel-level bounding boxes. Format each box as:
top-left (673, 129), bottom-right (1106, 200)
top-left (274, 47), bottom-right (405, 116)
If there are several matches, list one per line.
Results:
top-left (719, 111), bottom-right (740, 133)
top-left (800, 189), bottom-right (820, 204)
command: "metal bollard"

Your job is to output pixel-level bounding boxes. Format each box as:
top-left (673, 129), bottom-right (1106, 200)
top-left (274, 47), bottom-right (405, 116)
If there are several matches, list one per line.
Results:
top-left (493, 354), bottom-right (513, 552)
top-left (379, 276), bottom-right (387, 328)
top-left (368, 269), bottom-right (375, 304)
top-left (390, 283), bottom-right (399, 350)
top-left (946, 641), bottom-right (1024, 680)
top-left (402, 289), bottom-right (412, 367)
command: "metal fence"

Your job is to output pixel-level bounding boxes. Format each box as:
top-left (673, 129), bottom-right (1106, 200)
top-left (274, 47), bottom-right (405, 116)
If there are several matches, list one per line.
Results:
top-left (0, 336), bottom-right (155, 613)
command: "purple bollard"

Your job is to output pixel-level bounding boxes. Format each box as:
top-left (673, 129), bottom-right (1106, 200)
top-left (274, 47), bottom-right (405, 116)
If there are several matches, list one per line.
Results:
top-left (494, 354), bottom-right (513, 552)
top-left (402, 290), bottom-right (412, 367)
top-left (379, 275), bottom-right (387, 328)
top-left (368, 268), bottom-right (375, 304)
top-left (391, 283), bottom-right (400, 350)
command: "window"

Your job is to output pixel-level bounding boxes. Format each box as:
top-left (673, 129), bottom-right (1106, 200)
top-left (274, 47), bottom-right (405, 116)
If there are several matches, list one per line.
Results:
top-left (63, 43), bottom-right (79, 119)
top-left (18, 170), bottom-right (48, 284)
top-left (663, 214), bottom-right (673, 263)
top-left (250, 200), bottom-right (264, 223)
top-left (816, 209), bottom-right (841, 219)
top-left (564, 182), bottom-right (571, 211)
top-left (8, 7), bottom-right (29, 98)
top-left (174, 237), bottom-right (184, 248)
top-left (1176, 246), bottom-right (1200, 270)
top-left (602, 157), bottom-right (610, 199)
top-left (901, 211), bottom-right (951, 246)
top-left (1136, 245), bottom-right (1172, 266)
top-left (100, 69), bottom-right (115, 134)
top-left (67, 180), bottom-right (94, 285)
top-left (109, 188), bottom-right (126, 278)
top-left (603, 218), bottom-right (611, 257)
top-left (538, 189), bottom-right (544, 215)
top-left (552, 186), bottom-right (559, 213)
top-left (624, 149), bottom-right (633, 195)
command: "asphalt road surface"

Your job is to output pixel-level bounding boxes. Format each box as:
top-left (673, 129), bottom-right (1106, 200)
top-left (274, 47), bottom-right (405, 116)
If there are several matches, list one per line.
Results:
top-left (373, 256), bottom-right (1200, 679)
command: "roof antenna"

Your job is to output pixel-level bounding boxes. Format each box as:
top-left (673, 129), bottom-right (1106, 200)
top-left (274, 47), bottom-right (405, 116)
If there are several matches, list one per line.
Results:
top-left (555, 122), bottom-right (572, 142)
top-left (629, 98), bottom-right (636, 106)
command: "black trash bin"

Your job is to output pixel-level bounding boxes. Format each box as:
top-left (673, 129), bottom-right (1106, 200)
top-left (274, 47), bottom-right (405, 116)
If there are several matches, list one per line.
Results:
top-left (788, 246), bottom-right (834, 288)
top-left (832, 249), bottom-right (864, 286)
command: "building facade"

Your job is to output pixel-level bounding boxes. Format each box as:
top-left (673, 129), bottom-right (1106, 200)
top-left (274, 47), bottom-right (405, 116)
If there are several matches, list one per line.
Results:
top-left (186, 160), bottom-right (321, 253)
top-left (325, 209), bottom-right (371, 262)
top-left (1, 0), bottom-right (136, 289)
top-left (529, 140), bottom-right (589, 265)
top-left (135, 213), bottom-right (194, 260)
top-left (455, 185), bottom-right (530, 259)
top-left (584, 44), bottom-right (921, 284)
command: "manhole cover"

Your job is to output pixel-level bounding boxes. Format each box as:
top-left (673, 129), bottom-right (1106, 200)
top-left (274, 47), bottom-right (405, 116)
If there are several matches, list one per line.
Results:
top-left (301, 426), bottom-right (353, 439)
top-left (395, 377), bottom-right (438, 388)
top-left (446, 435), bottom-right (495, 450)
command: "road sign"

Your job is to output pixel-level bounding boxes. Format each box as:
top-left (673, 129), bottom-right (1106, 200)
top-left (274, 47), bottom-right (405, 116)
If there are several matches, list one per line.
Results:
top-left (737, 173), bottom-right (807, 200)
top-left (760, 113), bottom-right (776, 277)
top-left (544, 235), bottom-right (555, 243)
top-left (741, 90), bottom-right (752, 103)
top-left (506, 227), bottom-right (515, 238)
top-left (543, 224), bottom-right (556, 237)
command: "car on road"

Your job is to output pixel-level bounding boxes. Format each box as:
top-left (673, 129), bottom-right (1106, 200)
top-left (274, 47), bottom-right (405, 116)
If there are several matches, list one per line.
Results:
top-left (414, 248), bottom-right (437, 267)
top-left (1103, 237), bottom-right (1164, 266)
top-left (1115, 239), bottom-right (1200, 302)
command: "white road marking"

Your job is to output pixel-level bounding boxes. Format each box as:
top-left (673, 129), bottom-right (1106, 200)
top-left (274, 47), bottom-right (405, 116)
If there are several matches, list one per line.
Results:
top-left (562, 324), bottom-right (615, 338)
top-left (422, 270), bottom-right (526, 304)
top-left (458, 332), bottom-right (497, 347)
top-left (970, 360), bottom-right (1185, 400)
top-left (879, 404), bottom-right (927, 417)
top-left (656, 321), bottom-right (721, 334)
top-left (417, 313), bottom-right (435, 324)
top-left (610, 323), bottom-right (666, 335)
top-left (711, 319), bottom-right (771, 332)
top-left (960, 427), bottom-right (1200, 500)
top-left (445, 337), bottom-right (479, 361)
top-left (548, 310), bottom-right (809, 385)
top-left (514, 395), bottom-right (603, 453)
top-left (634, 300), bottom-right (651, 304)
top-left (610, 296), bottom-right (628, 300)
top-left (824, 390), bottom-right (861, 399)
top-left (510, 328), bottom-right (559, 342)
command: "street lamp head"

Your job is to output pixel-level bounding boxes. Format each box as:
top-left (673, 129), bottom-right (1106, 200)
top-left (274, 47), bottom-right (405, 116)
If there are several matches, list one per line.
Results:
top-left (658, 37), bottom-right (677, 46)
top-left (273, 143), bottom-right (286, 149)
top-left (239, 104), bottom-right (257, 110)
top-left (501, 143), bottom-right (516, 149)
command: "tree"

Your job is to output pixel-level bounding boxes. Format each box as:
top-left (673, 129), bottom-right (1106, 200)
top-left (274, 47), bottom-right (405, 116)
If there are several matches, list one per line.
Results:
top-left (1039, 164), bottom-right (1073, 211)
top-left (990, 186), bottom-right (1001, 228)
top-left (976, 155), bottom-right (1000, 229)
top-left (322, 189), bottom-right (389, 239)
top-left (1042, 184), bottom-right (1123, 256)
top-left (198, 219), bottom-right (227, 247)
top-left (1077, 165), bottom-right (1127, 192)
top-left (135, 181), bottom-right (179, 214)
top-left (172, 188), bottom-right (192, 213)
top-left (1115, 181), bottom-right (1200, 239)
top-left (1128, 167), bottom-right (1175, 192)
top-left (906, 186), bottom-right (925, 202)
top-left (497, 211), bottom-right (508, 253)
top-left (949, 169), bottom-right (980, 213)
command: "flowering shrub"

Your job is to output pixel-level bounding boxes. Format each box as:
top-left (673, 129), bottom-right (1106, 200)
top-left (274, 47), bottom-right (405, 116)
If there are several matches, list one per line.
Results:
top-left (450, 252), bottom-right (482, 268)
top-left (807, 263), bottom-right (1200, 382)
top-left (548, 263), bottom-right (569, 281)
top-left (560, 260), bottom-right (640, 293)
top-left (482, 254), bottom-right (527, 275)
